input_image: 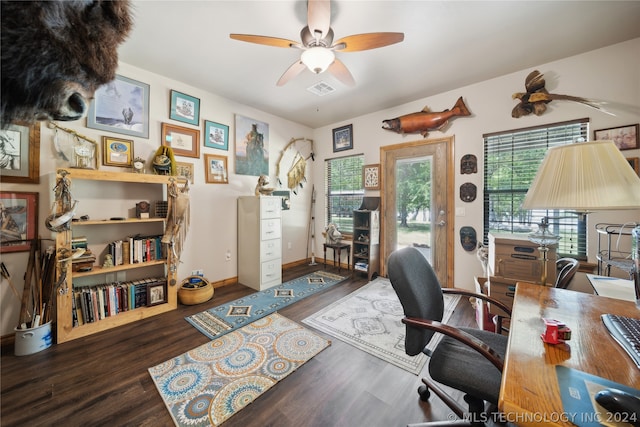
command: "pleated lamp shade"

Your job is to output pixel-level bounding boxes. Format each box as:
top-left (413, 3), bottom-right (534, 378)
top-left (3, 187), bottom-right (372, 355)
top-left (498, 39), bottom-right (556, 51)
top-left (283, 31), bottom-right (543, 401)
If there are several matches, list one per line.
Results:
top-left (522, 140), bottom-right (640, 211)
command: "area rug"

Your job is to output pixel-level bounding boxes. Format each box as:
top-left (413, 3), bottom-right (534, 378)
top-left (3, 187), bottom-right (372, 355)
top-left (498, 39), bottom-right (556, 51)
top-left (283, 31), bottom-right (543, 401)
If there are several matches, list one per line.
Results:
top-left (186, 271), bottom-right (345, 339)
top-left (302, 277), bottom-right (460, 375)
top-left (149, 313), bottom-right (330, 426)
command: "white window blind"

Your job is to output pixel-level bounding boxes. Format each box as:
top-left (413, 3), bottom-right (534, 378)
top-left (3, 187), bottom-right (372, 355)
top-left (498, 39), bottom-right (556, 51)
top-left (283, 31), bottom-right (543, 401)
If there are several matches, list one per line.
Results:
top-left (483, 118), bottom-right (589, 258)
top-left (325, 154), bottom-right (364, 235)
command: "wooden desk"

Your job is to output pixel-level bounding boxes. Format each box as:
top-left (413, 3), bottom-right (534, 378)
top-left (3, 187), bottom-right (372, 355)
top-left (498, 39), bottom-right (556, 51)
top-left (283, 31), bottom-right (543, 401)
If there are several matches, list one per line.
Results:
top-left (499, 282), bottom-right (640, 427)
top-left (323, 242), bottom-right (350, 273)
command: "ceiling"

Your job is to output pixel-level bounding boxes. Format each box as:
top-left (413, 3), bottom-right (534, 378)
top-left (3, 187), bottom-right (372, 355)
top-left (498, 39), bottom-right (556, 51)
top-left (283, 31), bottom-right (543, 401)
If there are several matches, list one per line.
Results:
top-left (118, 1), bottom-right (640, 129)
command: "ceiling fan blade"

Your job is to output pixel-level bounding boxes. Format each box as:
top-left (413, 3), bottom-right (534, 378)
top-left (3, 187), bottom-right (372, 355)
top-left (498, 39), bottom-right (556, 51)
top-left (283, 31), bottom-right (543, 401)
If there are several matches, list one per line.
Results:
top-left (333, 32), bottom-right (405, 52)
top-left (307, 0), bottom-right (331, 40)
top-left (230, 34), bottom-right (300, 49)
top-left (327, 59), bottom-right (355, 87)
top-left (276, 61), bottom-right (307, 86)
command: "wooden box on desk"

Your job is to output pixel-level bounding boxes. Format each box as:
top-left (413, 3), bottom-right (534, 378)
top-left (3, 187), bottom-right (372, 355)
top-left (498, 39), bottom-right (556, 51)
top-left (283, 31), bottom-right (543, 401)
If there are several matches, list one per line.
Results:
top-left (486, 276), bottom-right (518, 317)
top-left (488, 232), bottom-right (557, 284)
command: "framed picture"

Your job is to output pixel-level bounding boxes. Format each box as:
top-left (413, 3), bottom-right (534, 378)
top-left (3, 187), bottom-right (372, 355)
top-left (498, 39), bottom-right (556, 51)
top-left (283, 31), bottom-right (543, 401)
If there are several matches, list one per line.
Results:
top-left (147, 281), bottom-right (167, 306)
top-left (333, 124), bottom-right (353, 152)
top-left (161, 123), bottom-right (200, 158)
top-left (363, 164), bottom-right (380, 190)
top-left (0, 121), bottom-right (40, 184)
top-left (0, 191), bottom-right (38, 253)
top-left (204, 154), bottom-right (229, 184)
top-left (627, 157), bottom-right (639, 176)
top-left (273, 190), bottom-right (291, 210)
top-left (102, 136), bottom-right (133, 167)
top-left (204, 120), bottom-right (229, 151)
top-left (170, 90), bottom-right (200, 126)
top-left (594, 124), bottom-right (639, 150)
top-left (87, 74), bottom-right (150, 139)
top-left (175, 161), bottom-right (195, 184)
top-left (235, 114), bottom-right (269, 176)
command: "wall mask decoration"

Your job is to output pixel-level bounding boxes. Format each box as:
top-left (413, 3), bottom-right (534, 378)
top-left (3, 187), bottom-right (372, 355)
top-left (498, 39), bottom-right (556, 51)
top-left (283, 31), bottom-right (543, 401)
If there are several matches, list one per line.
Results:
top-left (459, 226), bottom-right (477, 252)
top-left (460, 182), bottom-right (477, 202)
top-left (511, 70), bottom-right (612, 118)
top-left (460, 154), bottom-right (477, 174)
top-left (381, 96), bottom-right (471, 138)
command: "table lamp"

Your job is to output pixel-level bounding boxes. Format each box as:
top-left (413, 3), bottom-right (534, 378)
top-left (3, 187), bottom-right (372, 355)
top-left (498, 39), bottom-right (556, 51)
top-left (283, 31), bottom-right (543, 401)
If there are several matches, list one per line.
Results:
top-left (521, 140), bottom-right (640, 287)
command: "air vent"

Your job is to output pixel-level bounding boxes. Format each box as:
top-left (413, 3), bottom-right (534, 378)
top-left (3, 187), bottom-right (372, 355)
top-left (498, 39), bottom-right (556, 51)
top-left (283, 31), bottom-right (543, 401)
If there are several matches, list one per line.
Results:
top-left (307, 81), bottom-right (335, 96)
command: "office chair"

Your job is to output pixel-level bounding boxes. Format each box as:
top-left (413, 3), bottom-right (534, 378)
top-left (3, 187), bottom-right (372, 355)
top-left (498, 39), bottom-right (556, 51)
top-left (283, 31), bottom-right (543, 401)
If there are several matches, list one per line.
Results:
top-left (555, 257), bottom-right (579, 289)
top-left (388, 247), bottom-right (512, 426)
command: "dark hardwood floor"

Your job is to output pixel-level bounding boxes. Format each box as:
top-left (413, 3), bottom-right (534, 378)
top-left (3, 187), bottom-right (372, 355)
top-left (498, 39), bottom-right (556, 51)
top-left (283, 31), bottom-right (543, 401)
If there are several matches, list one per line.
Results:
top-left (1, 263), bottom-right (480, 427)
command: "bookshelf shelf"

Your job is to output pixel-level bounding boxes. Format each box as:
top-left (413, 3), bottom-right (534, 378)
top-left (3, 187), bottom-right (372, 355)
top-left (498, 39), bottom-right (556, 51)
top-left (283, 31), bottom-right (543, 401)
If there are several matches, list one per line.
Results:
top-left (55, 169), bottom-right (179, 344)
top-left (72, 260), bottom-right (167, 278)
top-left (352, 197), bottom-right (380, 281)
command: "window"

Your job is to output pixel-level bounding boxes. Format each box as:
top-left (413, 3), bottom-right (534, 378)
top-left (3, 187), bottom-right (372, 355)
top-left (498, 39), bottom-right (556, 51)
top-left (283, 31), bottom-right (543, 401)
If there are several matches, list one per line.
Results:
top-left (483, 118), bottom-right (589, 259)
top-left (325, 154), bottom-right (364, 235)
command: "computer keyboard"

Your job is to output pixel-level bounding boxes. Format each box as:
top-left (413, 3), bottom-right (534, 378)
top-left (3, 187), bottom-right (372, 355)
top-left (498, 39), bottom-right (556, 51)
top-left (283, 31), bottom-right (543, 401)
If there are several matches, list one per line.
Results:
top-left (602, 314), bottom-right (640, 369)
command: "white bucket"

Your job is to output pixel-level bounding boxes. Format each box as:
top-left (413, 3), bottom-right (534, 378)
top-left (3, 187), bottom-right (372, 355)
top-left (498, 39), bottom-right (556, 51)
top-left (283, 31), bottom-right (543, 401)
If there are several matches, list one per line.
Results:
top-left (14, 321), bottom-right (53, 356)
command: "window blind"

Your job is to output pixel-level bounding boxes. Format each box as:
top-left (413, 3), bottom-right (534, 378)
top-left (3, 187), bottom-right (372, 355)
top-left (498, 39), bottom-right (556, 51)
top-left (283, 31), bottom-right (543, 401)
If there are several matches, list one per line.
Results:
top-left (483, 118), bottom-right (589, 258)
top-left (325, 154), bottom-right (364, 235)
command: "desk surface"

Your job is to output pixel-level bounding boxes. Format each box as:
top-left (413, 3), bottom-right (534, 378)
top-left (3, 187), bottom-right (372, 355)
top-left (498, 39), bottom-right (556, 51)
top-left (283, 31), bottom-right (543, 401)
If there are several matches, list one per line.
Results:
top-left (499, 282), bottom-right (640, 427)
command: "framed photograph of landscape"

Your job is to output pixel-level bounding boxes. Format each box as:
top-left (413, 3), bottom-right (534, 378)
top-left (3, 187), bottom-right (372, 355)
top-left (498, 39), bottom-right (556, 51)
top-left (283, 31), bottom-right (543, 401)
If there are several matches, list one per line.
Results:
top-left (0, 191), bottom-right (38, 253)
top-left (161, 123), bottom-right (200, 158)
top-left (594, 124), bottom-right (639, 150)
top-left (204, 120), bottom-right (229, 151)
top-left (87, 74), bottom-right (150, 139)
top-left (102, 136), bottom-right (133, 167)
top-left (0, 121), bottom-right (40, 184)
top-left (170, 90), bottom-right (200, 126)
top-left (204, 154), bottom-right (228, 184)
top-left (333, 124), bottom-right (353, 152)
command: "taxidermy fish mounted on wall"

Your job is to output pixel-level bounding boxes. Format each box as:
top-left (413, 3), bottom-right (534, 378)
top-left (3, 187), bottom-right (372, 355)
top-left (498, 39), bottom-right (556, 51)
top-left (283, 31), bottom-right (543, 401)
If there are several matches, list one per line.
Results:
top-left (511, 70), bottom-right (613, 118)
top-left (381, 96), bottom-right (471, 138)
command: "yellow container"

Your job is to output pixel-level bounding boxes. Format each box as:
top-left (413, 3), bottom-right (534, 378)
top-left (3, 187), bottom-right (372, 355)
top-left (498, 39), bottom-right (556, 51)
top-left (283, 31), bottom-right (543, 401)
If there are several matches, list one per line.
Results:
top-left (178, 276), bottom-right (214, 305)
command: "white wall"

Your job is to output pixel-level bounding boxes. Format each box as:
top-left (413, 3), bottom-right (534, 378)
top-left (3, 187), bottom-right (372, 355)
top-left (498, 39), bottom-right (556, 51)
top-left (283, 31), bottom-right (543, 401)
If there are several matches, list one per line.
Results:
top-left (0, 62), bottom-right (315, 336)
top-left (311, 38), bottom-right (640, 288)
top-left (2, 38), bottom-right (639, 337)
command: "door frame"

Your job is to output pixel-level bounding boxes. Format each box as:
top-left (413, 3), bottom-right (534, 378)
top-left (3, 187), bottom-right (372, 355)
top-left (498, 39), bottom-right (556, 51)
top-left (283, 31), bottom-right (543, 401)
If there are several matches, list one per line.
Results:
top-left (379, 136), bottom-right (455, 287)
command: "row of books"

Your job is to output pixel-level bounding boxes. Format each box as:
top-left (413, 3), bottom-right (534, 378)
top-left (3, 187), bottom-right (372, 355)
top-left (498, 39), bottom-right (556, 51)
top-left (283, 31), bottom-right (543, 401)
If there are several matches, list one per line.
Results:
top-left (72, 277), bottom-right (166, 326)
top-left (107, 234), bottom-right (166, 266)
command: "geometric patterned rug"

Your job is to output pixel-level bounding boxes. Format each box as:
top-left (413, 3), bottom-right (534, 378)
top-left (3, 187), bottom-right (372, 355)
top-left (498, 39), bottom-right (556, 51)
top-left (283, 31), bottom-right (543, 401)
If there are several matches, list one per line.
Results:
top-left (185, 271), bottom-right (346, 339)
top-left (149, 313), bottom-right (331, 426)
top-left (303, 277), bottom-right (460, 375)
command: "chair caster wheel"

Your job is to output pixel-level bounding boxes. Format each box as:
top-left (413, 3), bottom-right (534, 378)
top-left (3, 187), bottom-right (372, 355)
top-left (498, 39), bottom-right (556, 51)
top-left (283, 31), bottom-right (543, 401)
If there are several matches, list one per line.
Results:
top-left (418, 384), bottom-right (431, 401)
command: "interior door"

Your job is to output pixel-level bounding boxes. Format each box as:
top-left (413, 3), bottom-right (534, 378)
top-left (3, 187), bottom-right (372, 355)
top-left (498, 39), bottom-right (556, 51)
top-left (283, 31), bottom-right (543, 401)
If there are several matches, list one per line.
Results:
top-left (380, 136), bottom-right (454, 286)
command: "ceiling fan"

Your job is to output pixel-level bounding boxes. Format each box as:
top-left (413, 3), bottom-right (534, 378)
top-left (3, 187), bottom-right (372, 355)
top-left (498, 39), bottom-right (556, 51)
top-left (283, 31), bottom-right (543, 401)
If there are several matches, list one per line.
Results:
top-left (230, 0), bottom-right (404, 87)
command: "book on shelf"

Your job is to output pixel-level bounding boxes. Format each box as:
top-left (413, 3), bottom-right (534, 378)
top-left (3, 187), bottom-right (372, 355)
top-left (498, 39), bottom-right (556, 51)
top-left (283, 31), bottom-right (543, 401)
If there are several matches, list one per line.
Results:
top-left (71, 277), bottom-right (167, 326)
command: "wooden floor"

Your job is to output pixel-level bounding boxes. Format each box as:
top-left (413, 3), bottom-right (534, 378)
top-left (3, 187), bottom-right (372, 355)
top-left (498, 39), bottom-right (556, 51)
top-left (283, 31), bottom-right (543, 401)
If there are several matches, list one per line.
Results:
top-left (1, 263), bottom-right (481, 427)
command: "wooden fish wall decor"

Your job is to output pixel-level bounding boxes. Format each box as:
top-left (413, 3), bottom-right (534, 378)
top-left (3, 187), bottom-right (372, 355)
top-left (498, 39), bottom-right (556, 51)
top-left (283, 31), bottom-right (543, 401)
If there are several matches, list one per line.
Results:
top-left (381, 96), bottom-right (471, 138)
top-left (512, 70), bottom-right (613, 118)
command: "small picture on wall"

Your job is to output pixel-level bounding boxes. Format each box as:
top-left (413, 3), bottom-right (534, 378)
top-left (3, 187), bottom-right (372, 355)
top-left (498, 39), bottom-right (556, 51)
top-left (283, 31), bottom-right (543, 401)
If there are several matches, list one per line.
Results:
top-left (594, 124), bottom-right (639, 150)
top-left (204, 120), bottom-right (229, 151)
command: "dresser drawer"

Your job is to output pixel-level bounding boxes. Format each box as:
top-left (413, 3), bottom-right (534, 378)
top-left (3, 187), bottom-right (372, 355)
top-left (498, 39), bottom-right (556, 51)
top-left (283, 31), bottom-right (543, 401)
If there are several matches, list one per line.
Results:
top-left (261, 258), bottom-right (282, 284)
top-left (261, 239), bottom-right (281, 261)
top-left (261, 218), bottom-right (281, 240)
top-left (260, 197), bottom-right (281, 219)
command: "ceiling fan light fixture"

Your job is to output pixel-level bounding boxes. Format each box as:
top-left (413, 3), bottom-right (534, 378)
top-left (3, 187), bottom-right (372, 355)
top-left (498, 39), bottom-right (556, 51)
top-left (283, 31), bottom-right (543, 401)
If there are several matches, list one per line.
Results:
top-left (301, 47), bottom-right (335, 74)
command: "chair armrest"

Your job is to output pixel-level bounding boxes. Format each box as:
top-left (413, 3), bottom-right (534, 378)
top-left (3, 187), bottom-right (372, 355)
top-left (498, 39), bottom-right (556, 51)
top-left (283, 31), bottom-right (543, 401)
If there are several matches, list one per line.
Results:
top-left (443, 288), bottom-right (512, 317)
top-left (402, 317), bottom-right (504, 372)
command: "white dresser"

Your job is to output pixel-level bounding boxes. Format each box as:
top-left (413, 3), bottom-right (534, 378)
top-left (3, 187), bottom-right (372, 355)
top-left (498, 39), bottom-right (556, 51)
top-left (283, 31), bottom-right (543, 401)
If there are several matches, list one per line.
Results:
top-left (237, 196), bottom-right (282, 290)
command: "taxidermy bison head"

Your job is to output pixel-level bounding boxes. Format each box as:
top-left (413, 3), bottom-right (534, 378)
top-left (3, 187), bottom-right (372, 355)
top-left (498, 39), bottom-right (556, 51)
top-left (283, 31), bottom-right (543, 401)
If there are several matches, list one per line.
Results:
top-left (1, 0), bottom-right (133, 127)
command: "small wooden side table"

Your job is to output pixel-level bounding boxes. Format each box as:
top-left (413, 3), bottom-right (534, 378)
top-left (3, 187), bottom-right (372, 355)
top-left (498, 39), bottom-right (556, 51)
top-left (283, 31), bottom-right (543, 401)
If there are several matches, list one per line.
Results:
top-left (323, 242), bottom-right (351, 273)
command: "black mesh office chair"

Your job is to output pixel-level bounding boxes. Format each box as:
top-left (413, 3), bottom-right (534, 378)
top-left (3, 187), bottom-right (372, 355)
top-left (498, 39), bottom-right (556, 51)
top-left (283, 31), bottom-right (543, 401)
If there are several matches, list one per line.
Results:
top-left (388, 247), bottom-right (512, 426)
top-left (555, 257), bottom-right (579, 289)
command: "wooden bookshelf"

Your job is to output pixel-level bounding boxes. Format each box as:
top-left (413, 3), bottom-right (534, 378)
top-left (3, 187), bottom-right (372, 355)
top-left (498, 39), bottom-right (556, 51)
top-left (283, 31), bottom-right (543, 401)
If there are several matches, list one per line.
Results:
top-left (55, 169), bottom-right (182, 343)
